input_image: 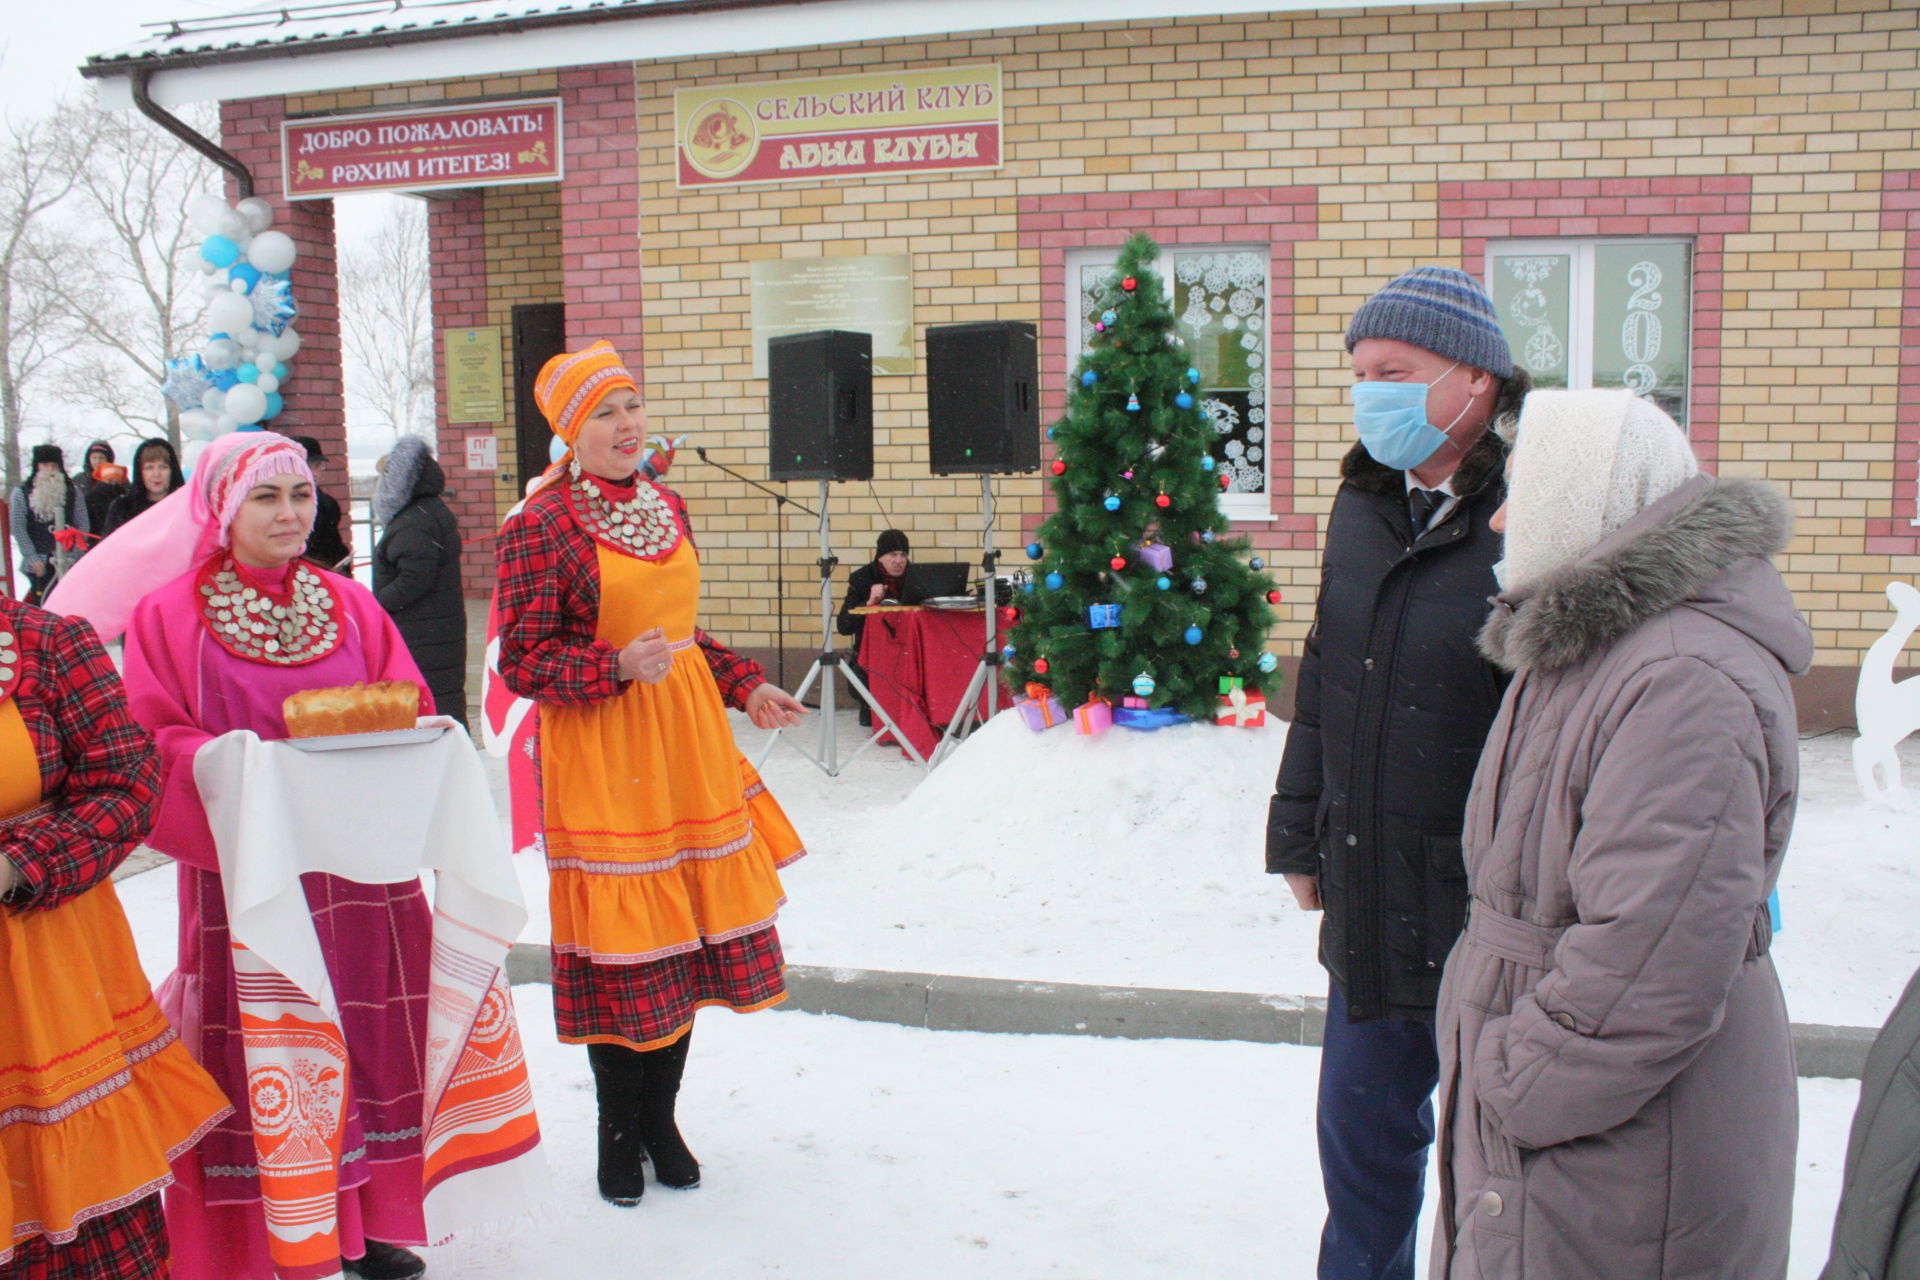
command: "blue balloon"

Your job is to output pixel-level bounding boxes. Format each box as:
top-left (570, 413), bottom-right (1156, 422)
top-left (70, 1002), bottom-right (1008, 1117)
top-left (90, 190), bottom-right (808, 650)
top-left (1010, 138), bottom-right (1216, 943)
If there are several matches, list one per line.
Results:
top-left (261, 391), bottom-right (285, 419)
top-left (228, 263), bottom-right (263, 293)
top-left (1025, 542), bottom-right (1043, 560)
top-left (235, 363), bottom-right (261, 383)
top-left (1183, 625), bottom-right (1203, 645)
top-left (235, 423), bottom-right (267, 432)
top-left (209, 368), bottom-right (239, 391)
top-left (1044, 572), bottom-right (1064, 591)
top-left (1080, 370), bottom-right (1097, 387)
top-left (1103, 494), bottom-right (1121, 512)
top-left (200, 235), bottom-right (240, 268)
top-left (1174, 391), bottom-right (1194, 410)
top-left (272, 363), bottom-right (290, 380)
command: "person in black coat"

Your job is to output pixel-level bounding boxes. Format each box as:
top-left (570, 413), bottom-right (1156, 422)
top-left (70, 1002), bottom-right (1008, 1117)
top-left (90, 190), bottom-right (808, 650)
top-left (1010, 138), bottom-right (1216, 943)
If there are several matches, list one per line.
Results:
top-left (372, 435), bottom-right (468, 726)
top-left (73, 439), bottom-right (127, 535)
top-left (99, 438), bottom-right (184, 538)
top-left (1265, 267), bottom-right (1528, 1280)
top-left (292, 435), bottom-right (353, 571)
top-left (836, 529), bottom-right (910, 727)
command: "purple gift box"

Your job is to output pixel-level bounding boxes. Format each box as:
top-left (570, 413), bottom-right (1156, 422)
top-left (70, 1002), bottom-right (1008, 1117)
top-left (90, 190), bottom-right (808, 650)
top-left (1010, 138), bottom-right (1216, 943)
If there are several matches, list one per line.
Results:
top-left (1135, 542), bottom-right (1174, 573)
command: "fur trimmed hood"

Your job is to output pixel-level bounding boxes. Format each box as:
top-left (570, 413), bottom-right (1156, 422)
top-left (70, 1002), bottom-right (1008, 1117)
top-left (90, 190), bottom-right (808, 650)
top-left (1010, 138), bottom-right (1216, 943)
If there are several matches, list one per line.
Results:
top-left (1479, 475), bottom-right (1811, 675)
top-left (373, 434), bottom-right (445, 524)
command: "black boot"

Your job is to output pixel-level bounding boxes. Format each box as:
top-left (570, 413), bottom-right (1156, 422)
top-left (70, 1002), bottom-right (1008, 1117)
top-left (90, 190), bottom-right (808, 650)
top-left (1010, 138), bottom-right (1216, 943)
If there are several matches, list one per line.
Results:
top-left (637, 1031), bottom-right (700, 1189)
top-left (342, 1240), bottom-right (426, 1279)
top-left (587, 1043), bottom-right (647, 1206)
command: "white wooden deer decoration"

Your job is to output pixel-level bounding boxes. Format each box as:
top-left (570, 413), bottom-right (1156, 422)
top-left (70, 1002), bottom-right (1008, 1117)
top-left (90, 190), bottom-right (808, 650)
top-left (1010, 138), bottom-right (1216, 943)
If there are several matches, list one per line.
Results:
top-left (1854, 580), bottom-right (1920, 806)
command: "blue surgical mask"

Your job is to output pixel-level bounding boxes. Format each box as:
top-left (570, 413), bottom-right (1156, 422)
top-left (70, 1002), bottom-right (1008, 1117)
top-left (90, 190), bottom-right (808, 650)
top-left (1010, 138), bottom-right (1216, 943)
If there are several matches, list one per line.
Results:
top-left (1491, 558), bottom-right (1509, 591)
top-left (1350, 364), bottom-right (1465, 471)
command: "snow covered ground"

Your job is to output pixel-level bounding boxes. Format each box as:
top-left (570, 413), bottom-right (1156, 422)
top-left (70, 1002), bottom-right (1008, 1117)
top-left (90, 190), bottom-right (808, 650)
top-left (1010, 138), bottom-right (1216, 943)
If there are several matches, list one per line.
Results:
top-left (108, 704), bottom-right (1908, 1276)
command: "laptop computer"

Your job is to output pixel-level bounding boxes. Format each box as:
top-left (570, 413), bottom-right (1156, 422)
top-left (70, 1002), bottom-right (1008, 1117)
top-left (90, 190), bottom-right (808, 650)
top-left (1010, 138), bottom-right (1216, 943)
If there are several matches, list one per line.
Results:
top-left (901, 561), bottom-right (970, 602)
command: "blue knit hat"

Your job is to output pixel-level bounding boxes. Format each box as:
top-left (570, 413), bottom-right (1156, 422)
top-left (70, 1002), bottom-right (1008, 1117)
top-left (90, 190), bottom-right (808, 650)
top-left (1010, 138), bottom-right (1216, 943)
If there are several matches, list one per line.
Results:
top-left (1346, 266), bottom-right (1513, 380)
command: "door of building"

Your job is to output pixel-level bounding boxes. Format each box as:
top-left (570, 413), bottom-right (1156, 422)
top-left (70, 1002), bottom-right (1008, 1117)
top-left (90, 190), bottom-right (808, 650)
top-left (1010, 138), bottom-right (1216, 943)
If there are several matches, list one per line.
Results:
top-left (511, 303), bottom-right (567, 489)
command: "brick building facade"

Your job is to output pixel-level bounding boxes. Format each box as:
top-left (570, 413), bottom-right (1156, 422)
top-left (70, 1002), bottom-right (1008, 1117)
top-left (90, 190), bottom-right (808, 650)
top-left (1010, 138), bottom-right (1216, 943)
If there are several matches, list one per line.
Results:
top-left (89, 0), bottom-right (1920, 715)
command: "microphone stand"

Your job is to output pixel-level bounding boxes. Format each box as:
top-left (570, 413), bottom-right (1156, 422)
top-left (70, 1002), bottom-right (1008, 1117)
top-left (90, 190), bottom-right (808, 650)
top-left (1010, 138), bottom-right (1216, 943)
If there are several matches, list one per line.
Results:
top-left (692, 446), bottom-right (816, 691)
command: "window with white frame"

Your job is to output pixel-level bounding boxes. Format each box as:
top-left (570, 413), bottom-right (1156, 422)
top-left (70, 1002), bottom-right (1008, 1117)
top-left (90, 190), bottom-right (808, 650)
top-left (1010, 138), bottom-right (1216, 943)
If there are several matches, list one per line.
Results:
top-left (1068, 246), bottom-right (1272, 520)
top-left (1486, 240), bottom-right (1694, 430)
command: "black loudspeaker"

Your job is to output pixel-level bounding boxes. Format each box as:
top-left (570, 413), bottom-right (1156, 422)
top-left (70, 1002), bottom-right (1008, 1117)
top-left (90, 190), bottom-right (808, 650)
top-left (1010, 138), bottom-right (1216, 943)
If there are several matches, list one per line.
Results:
top-left (926, 321), bottom-right (1040, 476)
top-left (767, 330), bottom-right (872, 482)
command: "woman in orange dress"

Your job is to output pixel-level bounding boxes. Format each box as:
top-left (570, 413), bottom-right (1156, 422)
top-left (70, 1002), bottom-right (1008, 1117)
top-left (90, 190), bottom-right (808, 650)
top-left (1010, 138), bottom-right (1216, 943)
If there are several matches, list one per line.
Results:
top-left (0, 594), bottom-right (231, 1279)
top-left (495, 341), bottom-right (807, 1206)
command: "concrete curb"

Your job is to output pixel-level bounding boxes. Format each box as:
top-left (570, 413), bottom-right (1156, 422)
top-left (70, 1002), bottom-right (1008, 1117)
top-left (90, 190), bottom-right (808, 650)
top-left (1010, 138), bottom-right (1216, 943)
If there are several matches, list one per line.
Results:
top-left (503, 944), bottom-right (1875, 1081)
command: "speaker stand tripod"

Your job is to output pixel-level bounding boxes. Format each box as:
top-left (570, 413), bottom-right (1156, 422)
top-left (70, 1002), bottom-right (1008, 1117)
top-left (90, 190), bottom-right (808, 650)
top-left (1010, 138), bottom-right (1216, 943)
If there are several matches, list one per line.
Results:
top-left (755, 481), bottom-right (927, 776)
top-left (931, 475), bottom-right (1008, 767)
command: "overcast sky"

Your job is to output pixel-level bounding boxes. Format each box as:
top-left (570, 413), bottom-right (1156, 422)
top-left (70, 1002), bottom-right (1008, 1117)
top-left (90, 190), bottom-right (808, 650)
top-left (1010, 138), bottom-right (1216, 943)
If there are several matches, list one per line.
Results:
top-left (3, 1), bottom-right (187, 115)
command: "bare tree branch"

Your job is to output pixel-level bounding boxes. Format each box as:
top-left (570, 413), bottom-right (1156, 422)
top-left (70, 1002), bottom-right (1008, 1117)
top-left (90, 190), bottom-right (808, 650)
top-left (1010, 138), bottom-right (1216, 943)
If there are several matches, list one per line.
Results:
top-left (340, 198), bottom-right (435, 449)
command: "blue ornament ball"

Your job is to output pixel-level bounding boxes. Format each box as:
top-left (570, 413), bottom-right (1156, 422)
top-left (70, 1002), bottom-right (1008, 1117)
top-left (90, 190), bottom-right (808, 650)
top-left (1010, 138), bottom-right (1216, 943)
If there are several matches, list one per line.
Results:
top-left (1081, 370), bottom-right (1097, 387)
top-left (1002, 645), bottom-right (1017, 662)
top-left (1132, 672), bottom-right (1156, 697)
top-left (1045, 571), bottom-right (1064, 591)
top-left (1102, 309), bottom-right (1116, 325)
top-left (1186, 367), bottom-right (1201, 384)
top-left (1046, 425), bottom-right (1057, 440)
top-left (1174, 391), bottom-right (1194, 410)
top-left (1191, 578), bottom-right (1208, 594)
top-left (1200, 529), bottom-right (1216, 543)
top-left (1025, 542), bottom-right (1044, 560)
top-left (1201, 455), bottom-right (1216, 472)
top-left (1021, 579), bottom-right (1036, 594)
top-left (1250, 557), bottom-right (1265, 570)
top-left (1257, 651), bottom-right (1279, 673)
top-left (1155, 575), bottom-right (1171, 591)
top-left (1183, 625), bottom-right (1203, 645)
top-left (1103, 494), bottom-right (1121, 512)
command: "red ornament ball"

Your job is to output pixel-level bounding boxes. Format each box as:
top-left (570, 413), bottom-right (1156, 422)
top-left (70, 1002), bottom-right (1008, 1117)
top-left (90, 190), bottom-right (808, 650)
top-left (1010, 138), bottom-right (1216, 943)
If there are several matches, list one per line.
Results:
top-left (1122, 276), bottom-right (1137, 292)
top-left (1109, 555), bottom-right (1127, 571)
top-left (1155, 493), bottom-right (1171, 509)
top-left (1033, 657), bottom-right (1050, 675)
top-left (1218, 472), bottom-right (1232, 489)
top-left (1229, 648), bottom-right (1241, 660)
top-left (1051, 459), bottom-right (1067, 476)
top-left (1266, 590), bottom-right (1282, 604)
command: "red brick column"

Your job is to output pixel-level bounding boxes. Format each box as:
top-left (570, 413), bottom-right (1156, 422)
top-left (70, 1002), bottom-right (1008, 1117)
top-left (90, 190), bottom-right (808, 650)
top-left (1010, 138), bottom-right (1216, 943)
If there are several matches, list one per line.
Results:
top-left (1874, 172), bottom-right (1920, 557)
top-left (1017, 188), bottom-right (1324, 555)
top-left (558, 64), bottom-right (645, 366)
top-left (219, 97), bottom-right (347, 498)
top-left (427, 194), bottom-right (497, 596)
top-left (1441, 176), bottom-right (1753, 470)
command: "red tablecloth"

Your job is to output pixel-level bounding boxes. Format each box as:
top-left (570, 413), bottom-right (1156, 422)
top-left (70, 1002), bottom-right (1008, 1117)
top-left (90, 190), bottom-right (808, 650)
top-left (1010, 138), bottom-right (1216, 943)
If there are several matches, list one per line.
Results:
top-left (860, 606), bottom-right (1017, 759)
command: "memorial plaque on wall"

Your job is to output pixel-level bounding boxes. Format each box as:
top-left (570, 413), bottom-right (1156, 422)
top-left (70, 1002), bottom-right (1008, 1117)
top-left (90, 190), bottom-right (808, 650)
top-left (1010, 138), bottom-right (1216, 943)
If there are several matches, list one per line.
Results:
top-left (444, 327), bottom-right (505, 422)
top-left (750, 256), bottom-right (913, 378)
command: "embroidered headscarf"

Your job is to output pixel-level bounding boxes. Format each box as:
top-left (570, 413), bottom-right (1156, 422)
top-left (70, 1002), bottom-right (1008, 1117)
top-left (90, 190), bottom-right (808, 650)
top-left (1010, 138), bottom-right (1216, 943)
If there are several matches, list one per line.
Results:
top-left (46, 432), bottom-right (314, 641)
top-left (533, 341), bottom-right (639, 487)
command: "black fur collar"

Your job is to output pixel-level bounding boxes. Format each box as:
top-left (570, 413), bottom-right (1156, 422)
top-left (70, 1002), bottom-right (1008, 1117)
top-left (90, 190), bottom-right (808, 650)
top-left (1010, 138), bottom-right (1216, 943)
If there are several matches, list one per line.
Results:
top-left (1340, 427), bottom-right (1507, 501)
top-left (1477, 476), bottom-right (1795, 673)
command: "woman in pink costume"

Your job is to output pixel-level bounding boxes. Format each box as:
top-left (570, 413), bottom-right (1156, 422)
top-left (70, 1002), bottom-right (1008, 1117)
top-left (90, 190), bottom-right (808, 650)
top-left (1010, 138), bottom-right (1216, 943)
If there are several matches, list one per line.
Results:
top-left (48, 432), bottom-right (436, 1280)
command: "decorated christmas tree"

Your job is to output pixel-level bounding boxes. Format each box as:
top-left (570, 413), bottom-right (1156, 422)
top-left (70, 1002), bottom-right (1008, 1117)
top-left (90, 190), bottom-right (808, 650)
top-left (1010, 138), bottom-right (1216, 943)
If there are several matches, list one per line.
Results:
top-left (1006, 233), bottom-right (1281, 728)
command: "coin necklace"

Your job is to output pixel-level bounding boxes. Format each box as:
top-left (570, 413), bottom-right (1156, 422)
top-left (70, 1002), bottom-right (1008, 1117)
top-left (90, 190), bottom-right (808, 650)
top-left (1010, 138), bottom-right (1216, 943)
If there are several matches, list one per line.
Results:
top-left (0, 624), bottom-right (17, 702)
top-left (566, 474), bottom-right (683, 560)
top-left (197, 556), bottom-right (343, 665)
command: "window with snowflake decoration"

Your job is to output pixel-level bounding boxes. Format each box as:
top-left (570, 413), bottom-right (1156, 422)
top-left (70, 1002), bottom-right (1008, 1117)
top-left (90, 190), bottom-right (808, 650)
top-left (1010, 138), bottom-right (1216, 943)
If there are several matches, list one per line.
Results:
top-left (1070, 246), bottom-right (1271, 519)
top-left (1487, 239), bottom-right (1693, 430)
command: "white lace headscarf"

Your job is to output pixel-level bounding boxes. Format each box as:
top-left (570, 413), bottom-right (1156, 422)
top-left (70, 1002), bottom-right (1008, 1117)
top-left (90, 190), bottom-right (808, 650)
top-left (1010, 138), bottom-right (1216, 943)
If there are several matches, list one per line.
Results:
top-left (1500, 389), bottom-right (1699, 591)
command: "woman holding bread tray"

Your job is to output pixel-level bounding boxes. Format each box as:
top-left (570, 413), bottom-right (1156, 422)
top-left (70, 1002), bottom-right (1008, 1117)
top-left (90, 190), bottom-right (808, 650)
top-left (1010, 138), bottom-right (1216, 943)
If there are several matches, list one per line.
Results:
top-left (46, 431), bottom-right (479, 1280)
top-left (496, 341), bottom-right (808, 1207)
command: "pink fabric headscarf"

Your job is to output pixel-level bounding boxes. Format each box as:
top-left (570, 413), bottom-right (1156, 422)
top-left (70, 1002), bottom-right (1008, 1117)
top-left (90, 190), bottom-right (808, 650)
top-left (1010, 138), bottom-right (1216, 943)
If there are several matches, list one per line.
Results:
top-left (47, 432), bottom-right (313, 642)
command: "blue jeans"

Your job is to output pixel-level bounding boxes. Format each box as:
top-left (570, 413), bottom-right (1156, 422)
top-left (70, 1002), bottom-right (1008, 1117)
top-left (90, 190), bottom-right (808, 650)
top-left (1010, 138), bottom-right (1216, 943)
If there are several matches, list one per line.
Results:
top-left (1316, 983), bottom-right (1440, 1280)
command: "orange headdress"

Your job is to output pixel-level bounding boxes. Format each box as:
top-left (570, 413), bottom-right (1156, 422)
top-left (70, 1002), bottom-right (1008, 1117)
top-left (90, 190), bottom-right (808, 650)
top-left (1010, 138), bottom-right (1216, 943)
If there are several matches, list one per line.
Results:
top-left (534, 341), bottom-right (639, 448)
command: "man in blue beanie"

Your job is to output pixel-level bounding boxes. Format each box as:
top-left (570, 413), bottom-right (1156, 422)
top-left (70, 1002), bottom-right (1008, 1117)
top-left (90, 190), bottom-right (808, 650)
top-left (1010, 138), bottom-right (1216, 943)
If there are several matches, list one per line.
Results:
top-left (1267, 266), bottom-right (1530, 1280)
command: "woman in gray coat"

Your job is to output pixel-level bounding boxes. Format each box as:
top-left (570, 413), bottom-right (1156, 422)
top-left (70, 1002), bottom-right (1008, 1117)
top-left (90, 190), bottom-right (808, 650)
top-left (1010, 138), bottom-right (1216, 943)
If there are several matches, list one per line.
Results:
top-left (1432, 389), bottom-right (1809, 1280)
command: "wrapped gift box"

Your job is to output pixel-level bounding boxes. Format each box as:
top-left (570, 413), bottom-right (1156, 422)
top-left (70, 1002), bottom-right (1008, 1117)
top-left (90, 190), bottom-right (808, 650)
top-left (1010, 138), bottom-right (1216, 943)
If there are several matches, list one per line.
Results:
top-left (1073, 698), bottom-right (1113, 735)
top-left (1121, 696), bottom-right (1150, 709)
top-left (1216, 686), bottom-right (1267, 727)
top-left (1114, 705), bottom-right (1187, 731)
top-left (1014, 693), bottom-right (1067, 732)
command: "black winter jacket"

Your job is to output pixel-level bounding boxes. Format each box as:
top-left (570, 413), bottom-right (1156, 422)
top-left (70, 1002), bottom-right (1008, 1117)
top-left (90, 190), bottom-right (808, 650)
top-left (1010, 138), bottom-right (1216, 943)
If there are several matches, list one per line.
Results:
top-left (1822, 962), bottom-right (1920, 1280)
top-left (1266, 431), bottom-right (1509, 1022)
top-left (373, 456), bottom-right (467, 725)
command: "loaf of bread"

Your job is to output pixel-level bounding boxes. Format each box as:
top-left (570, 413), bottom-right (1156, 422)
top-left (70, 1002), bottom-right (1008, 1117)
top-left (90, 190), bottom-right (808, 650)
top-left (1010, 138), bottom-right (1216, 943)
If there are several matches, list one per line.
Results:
top-left (282, 681), bottom-right (422, 738)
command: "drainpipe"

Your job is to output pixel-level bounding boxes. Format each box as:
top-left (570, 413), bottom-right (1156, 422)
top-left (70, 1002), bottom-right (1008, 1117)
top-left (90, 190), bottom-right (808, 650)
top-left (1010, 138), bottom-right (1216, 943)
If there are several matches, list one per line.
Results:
top-left (129, 67), bottom-right (253, 198)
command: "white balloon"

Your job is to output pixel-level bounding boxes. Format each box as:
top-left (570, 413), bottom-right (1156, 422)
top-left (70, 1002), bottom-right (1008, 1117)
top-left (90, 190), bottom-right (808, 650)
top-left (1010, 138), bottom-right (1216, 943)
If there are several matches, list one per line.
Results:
top-left (179, 409), bottom-right (217, 441)
top-left (236, 197), bottom-right (275, 234)
top-left (202, 388), bottom-right (226, 414)
top-left (247, 230), bottom-right (297, 275)
top-left (207, 291), bottom-right (253, 336)
top-left (215, 414), bottom-right (243, 434)
top-left (273, 327), bottom-right (303, 361)
top-left (255, 373), bottom-right (280, 394)
top-left (199, 259), bottom-right (219, 276)
top-left (188, 193), bottom-right (233, 237)
top-left (225, 384), bottom-right (268, 424)
top-left (234, 327), bottom-right (261, 350)
top-left (231, 277), bottom-right (252, 294)
top-left (216, 209), bottom-right (248, 243)
top-left (181, 440), bottom-right (209, 475)
top-left (201, 338), bottom-right (239, 370)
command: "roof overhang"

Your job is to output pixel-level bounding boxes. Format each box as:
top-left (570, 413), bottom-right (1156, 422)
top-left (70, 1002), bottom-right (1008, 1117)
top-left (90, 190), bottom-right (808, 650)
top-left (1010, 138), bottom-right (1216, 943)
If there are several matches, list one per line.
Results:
top-left (83, 0), bottom-right (1476, 109)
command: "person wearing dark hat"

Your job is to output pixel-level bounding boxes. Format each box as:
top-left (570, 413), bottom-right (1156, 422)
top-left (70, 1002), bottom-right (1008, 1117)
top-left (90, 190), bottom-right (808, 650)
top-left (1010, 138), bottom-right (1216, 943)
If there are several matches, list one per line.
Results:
top-left (11, 443), bottom-right (89, 605)
top-left (74, 439), bottom-right (128, 533)
top-left (837, 530), bottom-right (910, 726)
top-left (1265, 266), bottom-right (1530, 1280)
top-left (292, 434), bottom-right (353, 571)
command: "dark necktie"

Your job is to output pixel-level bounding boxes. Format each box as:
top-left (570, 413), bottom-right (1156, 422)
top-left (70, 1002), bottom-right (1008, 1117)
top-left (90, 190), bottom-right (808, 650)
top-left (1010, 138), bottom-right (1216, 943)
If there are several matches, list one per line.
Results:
top-left (1408, 487), bottom-right (1446, 533)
